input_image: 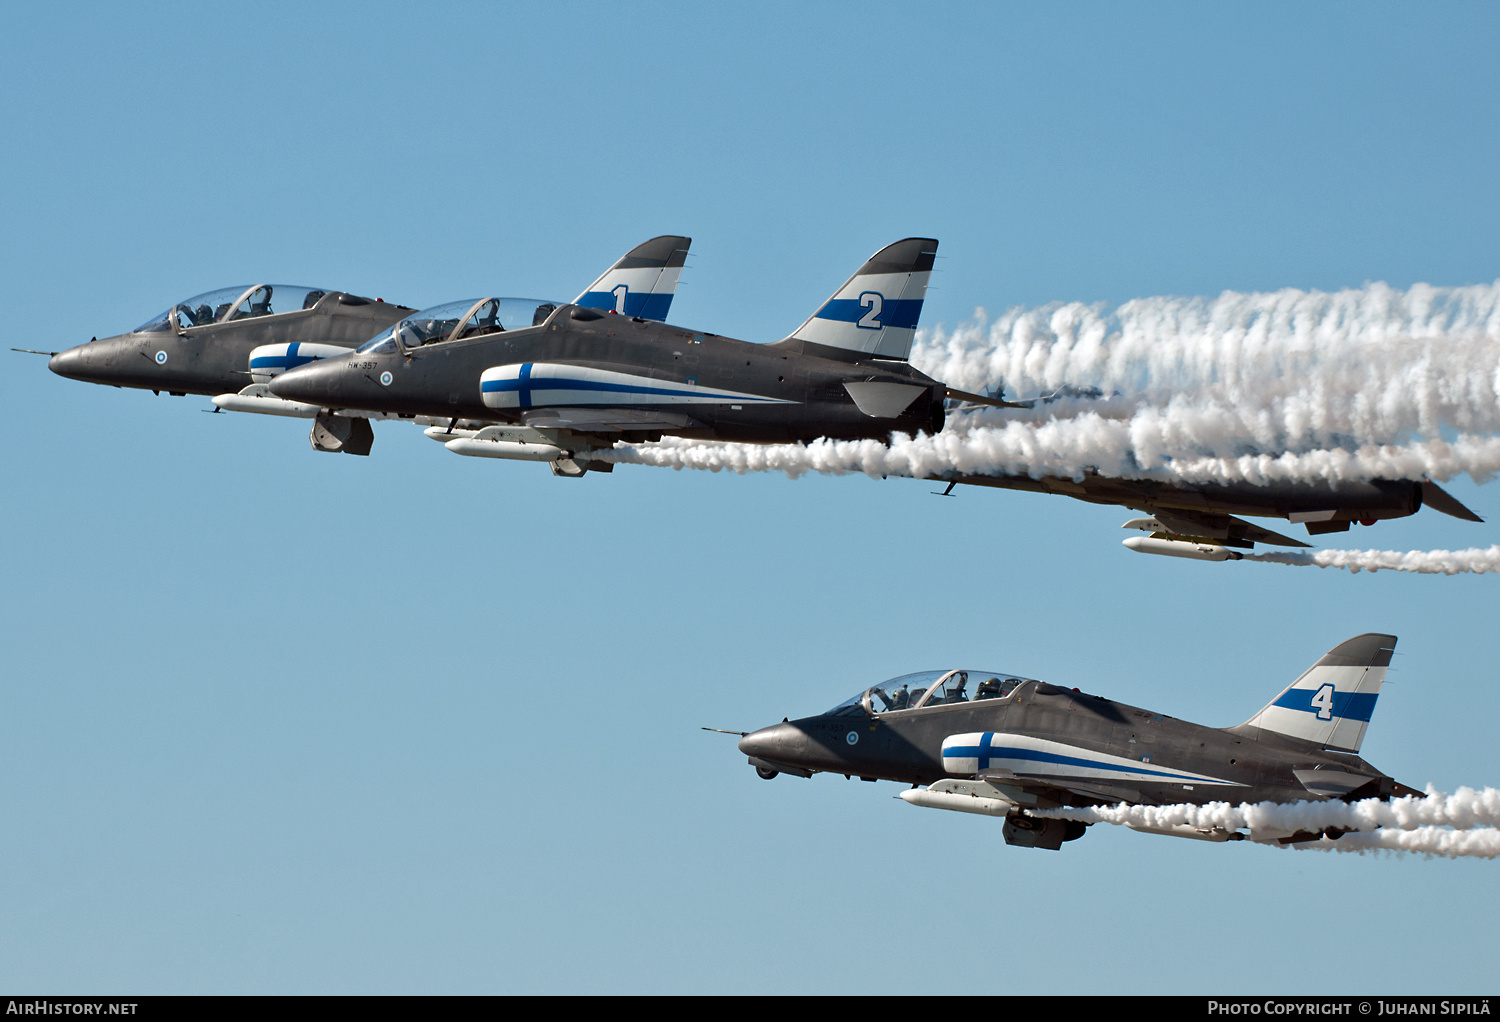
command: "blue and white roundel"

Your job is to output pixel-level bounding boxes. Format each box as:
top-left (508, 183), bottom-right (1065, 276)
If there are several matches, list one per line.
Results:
top-left (846, 731), bottom-right (859, 746)
top-left (247, 341), bottom-right (348, 384)
top-left (379, 370), bottom-right (393, 387)
top-left (154, 350), bottom-right (167, 364)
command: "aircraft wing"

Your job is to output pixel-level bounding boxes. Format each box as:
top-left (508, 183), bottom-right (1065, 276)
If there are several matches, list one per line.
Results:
top-left (1138, 508), bottom-right (1311, 548)
top-left (521, 406), bottom-right (707, 434)
top-left (976, 772), bottom-right (1144, 807)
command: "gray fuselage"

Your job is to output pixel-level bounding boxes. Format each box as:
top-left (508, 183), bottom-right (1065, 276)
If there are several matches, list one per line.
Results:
top-left (49, 293), bottom-right (410, 397)
top-left (740, 680), bottom-right (1406, 809)
top-left (948, 469), bottom-right (1427, 533)
top-left (268, 304), bottom-right (947, 444)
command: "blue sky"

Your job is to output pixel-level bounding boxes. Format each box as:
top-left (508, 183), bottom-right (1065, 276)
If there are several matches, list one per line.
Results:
top-left (2, 3), bottom-right (1498, 994)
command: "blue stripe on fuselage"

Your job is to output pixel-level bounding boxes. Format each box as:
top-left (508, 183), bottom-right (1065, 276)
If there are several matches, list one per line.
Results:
top-left (480, 366), bottom-right (778, 407)
top-left (945, 740), bottom-right (1212, 783)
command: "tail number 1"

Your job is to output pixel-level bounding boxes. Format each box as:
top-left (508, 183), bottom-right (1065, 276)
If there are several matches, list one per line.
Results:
top-left (857, 291), bottom-right (883, 329)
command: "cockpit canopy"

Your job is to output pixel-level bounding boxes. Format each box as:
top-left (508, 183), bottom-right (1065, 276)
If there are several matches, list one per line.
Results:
top-left (825, 669), bottom-right (1037, 717)
top-left (355, 297), bottom-right (561, 355)
top-left (135, 285), bottom-right (333, 333)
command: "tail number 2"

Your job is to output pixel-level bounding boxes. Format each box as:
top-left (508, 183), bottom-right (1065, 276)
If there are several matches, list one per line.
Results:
top-left (857, 291), bottom-right (883, 329)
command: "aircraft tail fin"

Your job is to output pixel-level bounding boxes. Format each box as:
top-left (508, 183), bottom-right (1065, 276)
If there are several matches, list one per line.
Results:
top-left (778, 238), bottom-right (937, 361)
top-left (1233, 633), bottom-right (1396, 754)
top-left (573, 235), bottom-right (691, 321)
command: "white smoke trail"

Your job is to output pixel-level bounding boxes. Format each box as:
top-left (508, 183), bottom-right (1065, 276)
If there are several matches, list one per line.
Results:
top-left (1291, 827), bottom-right (1500, 859)
top-left (599, 422), bottom-right (1500, 488)
top-left (911, 281), bottom-right (1500, 453)
top-left (1247, 545), bottom-right (1500, 575)
top-left (1026, 787), bottom-right (1500, 858)
top-left (1032, 786), bottom-right (1500, 833)
top-left (598, 279), bottom-right (1500, 489)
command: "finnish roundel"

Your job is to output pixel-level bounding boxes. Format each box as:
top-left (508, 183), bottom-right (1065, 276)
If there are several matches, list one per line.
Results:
top-left (379, 371), bottom-right (393, 386)
top-left (846, 731), bottom-right (859, 746)
top-left (154, 350), bottom-right (167, 364)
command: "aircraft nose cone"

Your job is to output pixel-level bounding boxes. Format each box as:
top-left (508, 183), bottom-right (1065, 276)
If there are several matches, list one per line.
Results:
top-left (269, 360), bottom-right (341, 403)
top-left (48, 345), bottom-right (87, 380)
top-left (738, 723), bottom-right (805, 761)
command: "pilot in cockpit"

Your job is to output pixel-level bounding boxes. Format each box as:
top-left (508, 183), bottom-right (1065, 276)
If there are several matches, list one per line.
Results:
top-left (975, 677), bottom-right (1020, 700)
top-left (455, 300), bottom-right (503, 341)
top-left (875, 684), bottom-right (910, 712)
top-left (943, 675), bottom-right (968, 704)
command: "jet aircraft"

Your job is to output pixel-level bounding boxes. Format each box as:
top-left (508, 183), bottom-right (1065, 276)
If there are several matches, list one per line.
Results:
top-left (267, 239), bottom-right (950, 476)
top-left (212, 236), bottom-right (691, 455)
top-left (941, 461), bottom-right (1481, 552)
top-left (42, 284), bottom-right (413, 401)
top-left (260, 234), bottom-right (1479, 538)
top-left (34, 237), bottom-right (693, 457)
top-left (735, 633), bottom-right (1418, 849)
top-left (36, 283), bottom-right (414, 455)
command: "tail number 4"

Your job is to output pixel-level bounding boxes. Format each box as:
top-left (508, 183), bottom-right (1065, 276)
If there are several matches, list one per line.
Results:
top-left (1311, 683), bottom-right (1336, 720)
top-left (857, 291), bottom-right (883, 329)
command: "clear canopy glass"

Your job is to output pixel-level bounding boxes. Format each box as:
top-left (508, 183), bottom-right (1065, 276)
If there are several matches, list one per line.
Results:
top-left (134, 284), bottom-right (331, 333)
top-left (825, 669), bottom-right (1036, 716)
top-left (355, 297), bottom-right (560, 354)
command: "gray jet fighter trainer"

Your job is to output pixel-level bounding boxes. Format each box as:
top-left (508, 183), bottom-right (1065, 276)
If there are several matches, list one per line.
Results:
top-left (213, 235), bottom-right (692, 456)
top-left (735, 634), bottom-right (1419, 849)
top-left (44, 284), bottom-right (413, 399)
top-left (37, 284), bottom-right (414, 455)
top-left (943, 461), bottom-right (1481, 553)
top-left (34, 237), bottom-right (695, 457)
top-left (267, 238), bottom-right (949, 476)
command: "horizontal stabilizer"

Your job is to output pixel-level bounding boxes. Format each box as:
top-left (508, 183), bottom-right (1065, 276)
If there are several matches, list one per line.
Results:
top-left (844, 381), bottom-right (925, 418)
top-left (945, 386), bottom-right (1034, 409)
top-left (1292, 767), bottom-right (1378, 799)
top-left (1421, 480), bottom-right (1483, 522)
